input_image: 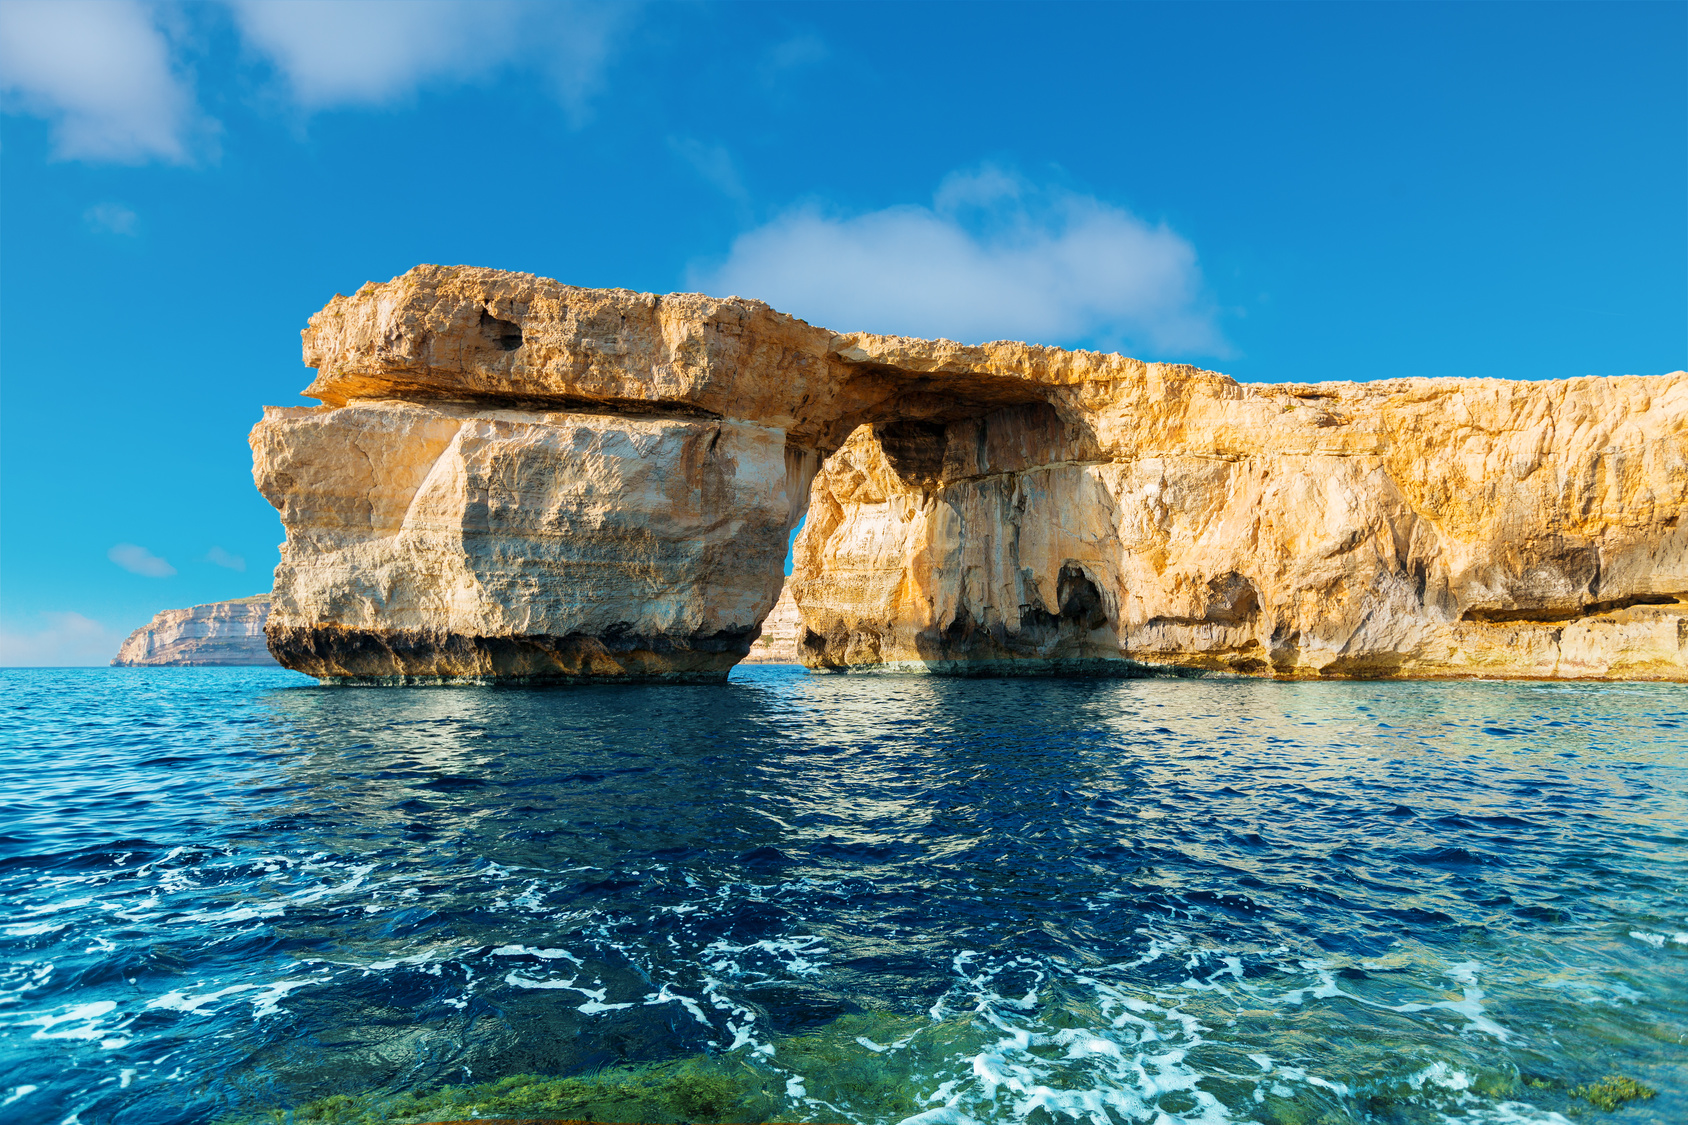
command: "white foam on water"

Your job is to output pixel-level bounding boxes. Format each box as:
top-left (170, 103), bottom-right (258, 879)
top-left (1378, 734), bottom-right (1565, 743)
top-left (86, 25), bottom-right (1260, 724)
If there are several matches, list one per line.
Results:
top-left (503, 971), bottom-right (633, 1012)
top-left (703, 934), bottom-right (828, 977)
top-left (13, 1000), bottom-right (129, 1043)
top-left (1387, 962), bottom-right (1512, 1042)
top-left (502, 971), bottom-right (578, 990)
top-left (177, 903), bottom-right (284, 925)
top-left (577, 998), bottom-right (635, 1014)
top-left (491, 944), bottom-right (580, 961)
top-left (895, 951), bottom-right (1245, 1125)
top-left (1406, 1061), bottom-right (1473, 1091)
top-left (1, 1085), bottom-right (40, 1108)
top-left (1627, 930), bottom-right (1684, 949)
top-left (15, 896), bottom-right (94, 917)
top-left (290, 863), bottom-right (376, 904)
top-left (644, 982), bottom-right (711, 1025)
top-left (492, 879), bottom-right (547, 911)
top-left (2, 921), bottom-right (69, 937)
top-left (1439, 1104), bottom-right (1572, 1124)
top-left (1269, 956), bottom-right (1514, 1042)
top-left (145, 984), bottom-right (259, 1013)
top-left (249, 975), bottom-right (330, 1019)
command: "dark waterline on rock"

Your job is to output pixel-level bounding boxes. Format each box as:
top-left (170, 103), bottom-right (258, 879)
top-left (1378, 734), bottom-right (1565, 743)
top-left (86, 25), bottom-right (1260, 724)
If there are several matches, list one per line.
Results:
top-left (1, 667), bottom-right (1684, 1124)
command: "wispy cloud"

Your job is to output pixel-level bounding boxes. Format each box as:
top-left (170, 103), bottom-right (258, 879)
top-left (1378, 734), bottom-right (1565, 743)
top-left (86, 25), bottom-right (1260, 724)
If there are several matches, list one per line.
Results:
top-left (0, 0), bottom-right (213, 163)
top-left (229, 0), bottom-right (632, 123)
top-left (690, 165), bottom-right (1228, 358)
top-left (108, 543), bottom-right (176, 578)
top-left (84, 202), bottom-right (139, 235)
top-left (206, 546), bottom-right (246, 572)
top-left (669, 137), bottom-right (748, 203)
top-left (0, 611), bottom-right (126, 667)
top-left (761, 32), bottom-right (827, 83)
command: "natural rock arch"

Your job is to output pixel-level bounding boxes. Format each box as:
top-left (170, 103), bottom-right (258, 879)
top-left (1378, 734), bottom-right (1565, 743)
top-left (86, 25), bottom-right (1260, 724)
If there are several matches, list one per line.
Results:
top-left (252, 265), bottom-right (1688, 682)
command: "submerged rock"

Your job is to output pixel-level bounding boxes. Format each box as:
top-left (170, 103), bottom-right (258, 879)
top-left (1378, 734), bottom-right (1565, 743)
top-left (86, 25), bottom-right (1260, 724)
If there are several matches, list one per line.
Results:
top-left (252, 264), bottom-right (1687, 683)
top-left (112, 596), bottom-right (277, 666)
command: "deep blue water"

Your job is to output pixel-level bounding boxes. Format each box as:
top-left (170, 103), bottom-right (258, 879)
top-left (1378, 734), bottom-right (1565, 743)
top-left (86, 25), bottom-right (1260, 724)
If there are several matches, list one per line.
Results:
top-left (1, 667), bottom-right (1685, 1125)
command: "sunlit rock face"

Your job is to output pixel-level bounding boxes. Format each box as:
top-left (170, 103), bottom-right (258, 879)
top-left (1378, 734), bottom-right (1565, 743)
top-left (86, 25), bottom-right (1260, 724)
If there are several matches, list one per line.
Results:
top-left (741, 582), bottom-right (802, 664)
top-left (792, 375), bottom-right (1688, 680)
top-left (253, 264), bottom-right (1687, 682)
top-left (112, 597), bottom-right (277, 666)
top-left (254, 400), bottom-right (791, 682)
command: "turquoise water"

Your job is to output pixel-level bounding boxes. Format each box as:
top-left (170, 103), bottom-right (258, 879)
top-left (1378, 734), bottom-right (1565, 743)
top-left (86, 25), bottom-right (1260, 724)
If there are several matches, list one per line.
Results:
top-left (0, 667), bottom-right (1684, 1124)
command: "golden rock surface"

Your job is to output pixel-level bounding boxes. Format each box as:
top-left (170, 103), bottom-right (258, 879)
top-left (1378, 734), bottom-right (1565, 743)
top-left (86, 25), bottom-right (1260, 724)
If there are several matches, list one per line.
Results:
top-left (254, 265), bottom-right (1686, 681)
top-left (793, 376), bottom-right (1688, 680)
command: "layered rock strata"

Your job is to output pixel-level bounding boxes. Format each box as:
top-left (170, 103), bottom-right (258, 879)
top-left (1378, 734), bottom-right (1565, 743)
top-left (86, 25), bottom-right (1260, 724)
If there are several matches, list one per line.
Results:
top-left (253, 264), bottom-right (1687, 682)
top-left (741, 582), bottom-right (802, 664)
top-left (792, 381), bottom-right (1688, 680)
top-left (113, 596), bottom-right (278, 666)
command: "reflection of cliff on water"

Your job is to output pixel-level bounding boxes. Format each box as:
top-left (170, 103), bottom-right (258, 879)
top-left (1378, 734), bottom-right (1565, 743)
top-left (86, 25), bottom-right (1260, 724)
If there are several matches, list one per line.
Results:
top-left (253, 681), bottom-right (797, 864)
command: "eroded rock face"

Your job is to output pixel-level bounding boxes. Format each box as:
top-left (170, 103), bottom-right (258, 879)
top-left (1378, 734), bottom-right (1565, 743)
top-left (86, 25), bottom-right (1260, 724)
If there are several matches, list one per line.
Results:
top-left (113, 597), bottom-right (277, 666)
top-left (254, 264), bottom-right (1687, 682)
top-left (792, 376), bottom-right (1688, 680)
top-left (255, 400), bottom-right (790, 681)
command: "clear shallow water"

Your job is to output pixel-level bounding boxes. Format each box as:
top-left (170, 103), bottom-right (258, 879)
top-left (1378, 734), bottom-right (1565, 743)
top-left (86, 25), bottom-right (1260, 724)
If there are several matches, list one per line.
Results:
top-left (1, 667), bottom-right (1685, 1125)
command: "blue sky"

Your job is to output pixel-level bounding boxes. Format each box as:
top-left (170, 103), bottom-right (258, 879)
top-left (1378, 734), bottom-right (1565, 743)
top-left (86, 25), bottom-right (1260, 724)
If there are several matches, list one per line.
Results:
top-left (1, 0), bottom-right (1683, 665)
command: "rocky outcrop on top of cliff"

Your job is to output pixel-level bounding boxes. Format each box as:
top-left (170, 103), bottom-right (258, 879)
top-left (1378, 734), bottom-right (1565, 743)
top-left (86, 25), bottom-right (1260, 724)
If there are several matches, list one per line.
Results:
top-left (113, 596), bottom-right (278, 666)
top-left (253, 264), bottom-right (1686, 682)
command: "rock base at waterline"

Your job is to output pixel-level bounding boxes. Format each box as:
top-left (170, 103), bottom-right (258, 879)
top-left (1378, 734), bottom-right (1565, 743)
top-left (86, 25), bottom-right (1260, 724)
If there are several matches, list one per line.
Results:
top-left (264, 623), bottom-right (754, 683)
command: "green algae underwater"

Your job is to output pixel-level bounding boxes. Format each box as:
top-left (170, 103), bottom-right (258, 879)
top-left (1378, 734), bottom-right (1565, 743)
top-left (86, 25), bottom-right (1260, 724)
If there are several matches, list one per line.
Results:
top-left (220, 1004), bottom-right (1664, 1125)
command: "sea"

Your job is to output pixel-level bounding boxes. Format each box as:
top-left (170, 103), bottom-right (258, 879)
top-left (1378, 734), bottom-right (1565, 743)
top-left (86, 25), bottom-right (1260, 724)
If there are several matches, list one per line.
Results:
top-left (0, 666), bottom-right (1684, 1125)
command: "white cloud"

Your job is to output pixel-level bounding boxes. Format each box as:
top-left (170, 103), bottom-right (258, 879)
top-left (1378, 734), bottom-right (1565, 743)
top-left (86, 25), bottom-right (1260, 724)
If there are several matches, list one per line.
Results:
top-left (0, 0), bottom-right (209, 163)
top-left (0, 612), bottom-right (127, 667)
top-left (0, 2), bottom-right (634, 165)
top-left (206, 546), bottom-right (246, 571)
top-left (84, 202), bottom-right (139, 235)
top-left (109, 543), bottom-right (176, 578)
top-left (229, 0), bottom-right (631, 120)
top-left (690, 166), bottom-right (1228, 358)
top-left (669, 137), bottom-right (747, 203)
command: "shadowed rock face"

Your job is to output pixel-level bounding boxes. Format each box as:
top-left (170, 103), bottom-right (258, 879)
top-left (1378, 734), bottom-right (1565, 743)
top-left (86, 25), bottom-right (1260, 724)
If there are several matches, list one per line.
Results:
top-left (253, 264), bottom-right (1688, 682)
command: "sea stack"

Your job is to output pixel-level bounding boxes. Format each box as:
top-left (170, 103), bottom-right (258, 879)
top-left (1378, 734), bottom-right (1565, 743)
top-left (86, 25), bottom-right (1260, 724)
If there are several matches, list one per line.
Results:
top-left (252, 265), bottom-right (1687, 682)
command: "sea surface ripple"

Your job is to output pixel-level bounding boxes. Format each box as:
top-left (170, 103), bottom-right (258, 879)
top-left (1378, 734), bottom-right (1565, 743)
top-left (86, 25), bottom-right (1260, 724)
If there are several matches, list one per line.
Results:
top-left (0, 667), bottom-right (1684, 1124)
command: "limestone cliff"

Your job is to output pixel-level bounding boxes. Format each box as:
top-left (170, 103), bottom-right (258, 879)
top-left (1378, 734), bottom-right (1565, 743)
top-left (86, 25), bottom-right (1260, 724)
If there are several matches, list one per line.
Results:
top-left (792, 376), bottom-right (1688, 680)
top-left (253, 264), bottom-right (1686, 682)
top-left (741, 582), bottom-right (802, 664)
top-left (112, 596), bottom-right (278, 666)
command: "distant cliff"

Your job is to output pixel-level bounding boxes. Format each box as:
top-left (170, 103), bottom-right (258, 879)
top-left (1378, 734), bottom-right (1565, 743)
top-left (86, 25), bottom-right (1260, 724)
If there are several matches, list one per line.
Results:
top-left (741, 583), bottom-right (801, 663)
top-left (112, 597), bottom-right (278, 666)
